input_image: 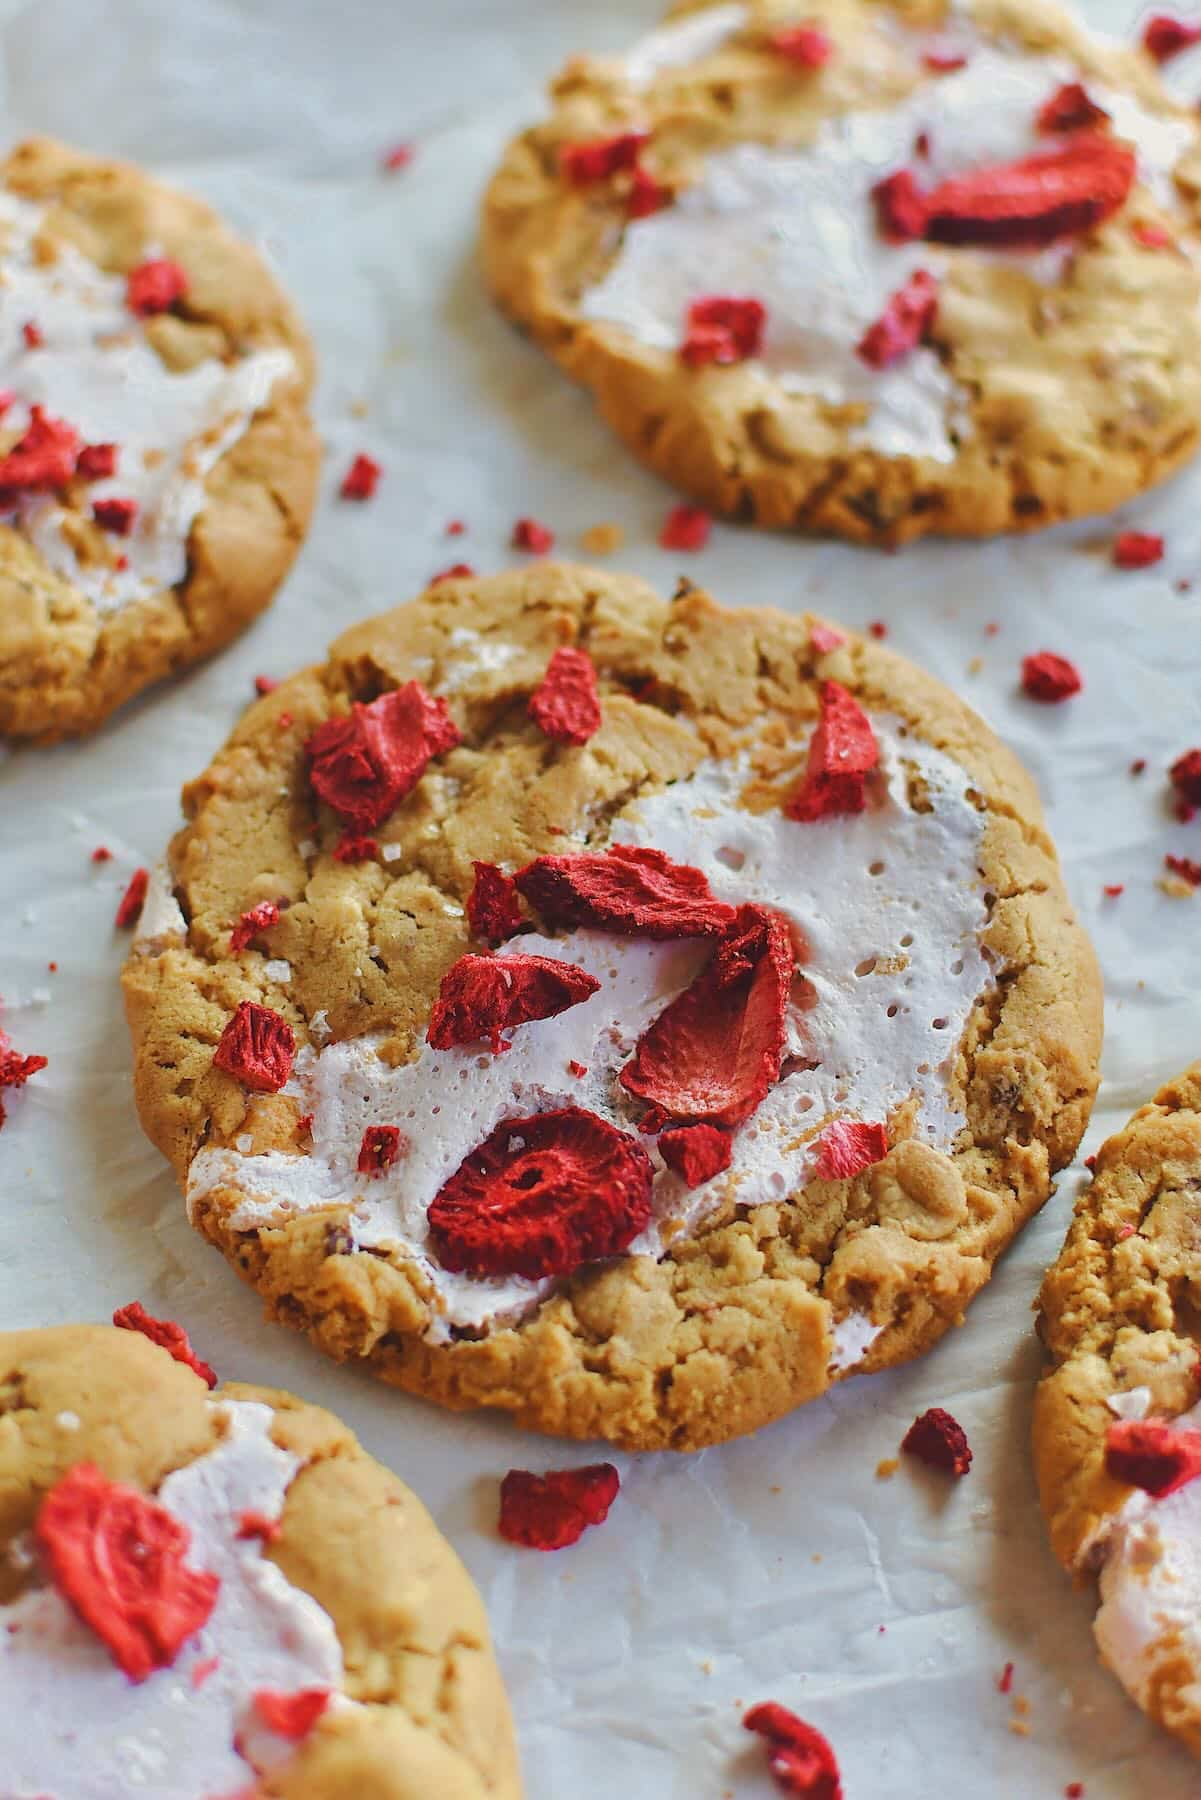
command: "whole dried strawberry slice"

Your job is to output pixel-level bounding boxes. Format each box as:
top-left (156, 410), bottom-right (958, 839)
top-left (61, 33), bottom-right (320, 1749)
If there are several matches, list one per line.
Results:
top-left (785, 681), bottom-right (879, 821)
top-left (427, 1106), bottom-right (653, 1279)
top-left (427, 952), bottom-right (601, 1052)
top-left (35, 1463), bottom-right (220, 1682)
top-left (0, 406), bottom-right (80, 499)
top-left (498, 1463), bottom-right (620, 1550)
top-left (814, 1119), bottom-right (888, 1179)
top-left (528, 646), bottom-right (602, 746)
top-left (681, 295), bottom-right (766, 366)
top-left (515, 843), bottom-right (736, 938)
top-left (744, 1702), bottom-right (843, 1799)
top-left (620, 904), bottom-right (793, 1129)
top-left (902, 1406), bottom-right (973, 1476)
top-left (560, 130), bottom-right (649, 185)
top-left (658, 1122), bottom-right (732, 1187)
top-left (906, 138), bottom-right (1136, 248)
top-left (467, 861), bottom-right (524, 942)
top-left (213, 1001), bottom-right (295, 1093)
top-left (857, 269), bottom-right (938, 369)
top-left (305, 681), bottom-right (462, 830)
top-left (112, 1301), bottom-right (217, 1389)
top-left (1036, 81), bottom-right (1110, 134)
top-left (1105, 1418), bottom-right (1201, 1498)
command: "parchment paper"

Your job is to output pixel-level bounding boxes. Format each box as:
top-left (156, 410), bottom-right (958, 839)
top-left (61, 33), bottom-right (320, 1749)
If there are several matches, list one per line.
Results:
top-left (0, 1), bottom-right (1199, 1793)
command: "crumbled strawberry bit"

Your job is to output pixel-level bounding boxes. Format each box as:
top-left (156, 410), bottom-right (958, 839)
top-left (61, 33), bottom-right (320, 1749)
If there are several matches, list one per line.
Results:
top-left (115, 867), bottom-right (149, 929)
top-left (922, 47), bottom-right (968, 72)
top-left (1142, 13), bottom-right (1201, 61)
top-left (467, 861), bottom-right (524, 942)
top-left (212, 1001), bottom-right (295, 1093)
top-left (680, 294), bottom-right (766, 366)
top-left (902, 1407), bottom-right (973, 1476)
top-left (498, 1464), bottom-right (620, 1551)
top-left (873, 170), bottom-right (929, 242)
top-left (1130, 757), bottom-right (1147, 776)
top-left (332, 832), bottom-right (380, 863)
top-left (529, 645), bottom-right (602, 746)
top-left (627, 163), bottom-right (672, 218)
top-left (511, 516), bottom-right (555, 554)
top-left (1164, 853), bottom-right (1201, 887)
top-left (381, 141), bottom-right (415, 173)
top-left (236, 1511), bottom-right (281, 1543)
top-left (340, 453), bottom-right (382, 501)
top-left (22, 320), bottom-right (43, 349)
top-left (0, 406), bottom-right (80, 499)
top-left (428, 1106), bottom-right (654, 1279)
top-left (1105, 1418), bottom-right (1201, 1496)
top-left (1169, 748), bottom-right (1201, 814)
top-left (75, 442), bottom-right (118, 481)
top-left (1113, 530), bottom-right (1164, 569)
top-left (809, 623), bottom-right (846, 654)
top-left (428, 952), bottom-right (600, 1052)
top-left (1084, 1153), bottom-right (1097, 1171)
top-left (357, 1123), bottom-right (405, 1176)
top-left (1102, 883), bottom-right (1124, 898)
top-left (815, 1119), bottom-right (888, 1180)
top-left (112, 1302), bottom-right (217, 1389)
top-left (127, 258), bottom-right (189, 317)
top-left (277, 711), bottom-right (293, 731)
top-left (92, 497), bottom-right (138, 536)
top-left (785, 680), bottom-right (879, 821)
top-left (91, 845), bottom-right (113, 863)
top-left (1036, 81), bottom-right (1109, 134)
top-left (191, 1655), bottom-right (220, 1690)
top-left (1065, 1785), bottom-right (1085, 1799)
top-left (254, 674), bottom-right (279, 696)
top-left (659, 503), bottom-right (711, 551)
top-left (36, 1464), bottom-right (219, 1681)
top-left (568, 1060), bottom-right (588, 1079)
top-left (445, 518), bottom-right (465, 536)
top-left (0, 388), bottom-right (12, 416)
top-left (252, 1688), bottom-right (331, 1739)
top-left (0, 1026), bottom-right (48, 1132)
top-left (743, 1702), bottom-right (843, 1799)
top-left (873, 139), bottom-right (1135, 248)
top-left (1021, 651), bottom-right (1082, 703)
top-left (229, 899), bottom-right (281, 953)
top-left (867, 620), bottom-right (888, 639)
top-left (621, 905), bottom-right (793, 1128)
top-left (305, 681), bottom-right (461, 830)
top-left (998, 1661), bottom-right (1015, 1695)
top-left (658, 1122), bottom-right (732, 1187)
top-left (1132, 220), bottom-right (1173, 248)
top-left (47, 961), bottom-right (57, 973)
top-left (515, 843), bottom-right (736, 938)
top-left (430, 561), bottom-right (475, 584)
top-left (768, 24), bottom-right (833, 67)
top-left (560, 130), bottom-right (649, 186)
top-left (857, 269), bottom-right (938, 368)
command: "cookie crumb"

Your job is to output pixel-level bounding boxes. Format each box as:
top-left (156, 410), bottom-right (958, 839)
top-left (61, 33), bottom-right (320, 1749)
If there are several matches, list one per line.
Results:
top-left (580, 521), bottom-right (624, 556)
top-left (875, 1457), bottom-right (900, 1480)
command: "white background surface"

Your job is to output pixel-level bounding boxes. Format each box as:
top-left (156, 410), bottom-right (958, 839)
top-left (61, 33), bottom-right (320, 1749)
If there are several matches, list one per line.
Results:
top-left (1, 1), bottom-right (1199, 1794)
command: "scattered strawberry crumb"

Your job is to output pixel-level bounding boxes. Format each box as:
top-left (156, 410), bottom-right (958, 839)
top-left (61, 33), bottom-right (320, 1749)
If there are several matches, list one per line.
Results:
top-left (47, 962), bottom-right (57, 973)
top-left (985, 622), bottom-right (999, 636)
top-left (1102, 883), bottom-right (1124, 898)
top-left (1113, 530), bottom-right (1164, 569)
top-left (91, 845), bottom-right (113, 863)
top-left (1163, 853), bottom-right (1201, 890)
top-left (1084, 1154), bottom-right (1097, 1171)
top-left (445, 518), bottom-right (466, 536)
top-left (1130, 758), bottom-right (1147, 776)
top-left (1021, 651), bottom-right (1082, 703)
top-left (114, 868), bottom-right (149, 929)
top-left (1116, 1223), bottom-right (1136, 1240)
top-left (875, 1457), bottom-right (899, 1480)
top-left (340, 453), bottom-right (381, 501)
top-left (237, 1510), bottom-right (282, 1544)
top-left (22, 320), bottom-right (43, 349)
top-left (580, 521), bottom-right (625, 556)
top-left (191, 1656), bottom-right (220, 1690)
top-left (1132, 221), bottom-right (1172, 248)
top-left (512, 516), bottom-right (555, 554)
top-left (568, 1060), bottom-right (587, 1078)
top-left (277, 711), bottom-right (293, 730)
top-left (1065, 1785), bottom-right (1085, 1799)
top-left (430, 562), bottom-right (474, 584)
top-left (659, 504), bottom-right (711, 551)
top-left (254, 674), bottom-right (279, 696)
top-left (998, 1662), bottom-right (1015, 1695)
top-left (382, 142), bottom-right (415, 173)
top-left (867, 620), bottom-right (888, 639)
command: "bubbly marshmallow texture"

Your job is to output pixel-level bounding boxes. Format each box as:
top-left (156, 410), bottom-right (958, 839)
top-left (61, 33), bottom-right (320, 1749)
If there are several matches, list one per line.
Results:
top-left (0, 1400), bottom-right (344, 1798)
top-left (1094, 1403), bottom-right (1201, 1731)
top-left (580, 40), bottom-right (1195, 462)
top-left (186, 717), bottom-right (992, 1340)
top-left (0, 190), bottom-right (293, 614)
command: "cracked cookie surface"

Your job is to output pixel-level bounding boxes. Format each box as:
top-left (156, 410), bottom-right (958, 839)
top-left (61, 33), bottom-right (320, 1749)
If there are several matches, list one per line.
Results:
top-left (482, 0), bottom-right (1201, 545)
top-left (0, 136), bottom-right (319, 742)
top-left (1035, 1066), bottom-right (1201, 1757)
top-left (0, 1322), bottom-right (522, 1799)
top-left (122, 563), bottom-right (1102, 1450)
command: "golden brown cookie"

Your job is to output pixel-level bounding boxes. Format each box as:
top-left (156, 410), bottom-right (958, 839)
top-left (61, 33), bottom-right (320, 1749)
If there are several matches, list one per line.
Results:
top-left (0, 1321), bottom-right (522, 1797)
top-left (122, 562), bottom-right (1102, 1451)
top-left (1035, 1065), bottom-right (1201, 1758)
top-left (481, 0), bottom-right (1201, 545)
top-left (0, 136), bottom-right (319, 742)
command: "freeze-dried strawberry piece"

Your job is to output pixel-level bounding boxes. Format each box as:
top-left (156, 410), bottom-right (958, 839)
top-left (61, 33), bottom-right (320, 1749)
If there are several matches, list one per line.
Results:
top-left (254, 673), bottom-right (279, 695)
top-left (428, 1106), bottom-right (653, 1278)
top-left (512, 516), bottom-right (555, 553)
top-left (0, 406), bottom-right (80, 498)
top-left (468, 861), bottom-right (524, 942)
top-left (340, 453), bottom-right (381, 501)
top-left (0, 1036), bottom-right (48, 1091)
top-left (529, 646), bottom-right (602, 746)
top-left (515, 843), bottom-right (737, 938)
top-left (127, 258), bottom-right (189, 316)
top-left (744, 1702), bottom-right (843, 1800)
top-left (922, 46), bottom-right (968, 72)
top-left (75, 442), bottom-right (118, 481)
top-left (785, 680), bottom-right (879, 822)
top-left (382, 141), bottom-right (415, 173)
top-left (1170, 748), bottom-right (1201, 810)
top-left (22, 320), bottom-right (43, 349)
top-left (213, 1001), bottom-right (295, 1093)
top-left (229, 899), bottom-right (281, 953)
top-left (1132, 220), bottom-right (1173, 247)
top-left (357, 1124), bottom-right (405, 1175)
top-left (627, 163), bottom-right (672, 217)
top-left (1113, 530), bottom-right (1164, 569)
top-left (36, 1464), bottom-right (219, 1681)
top-left (919, 139), bottom-right (1135, 247)
top-left (809, 623), bottom-right (846, 654)
top-left (305, 682), bottom-right (462, 830)
top-left (498, 1463), bottom-right (620, 1551)
top-left (659, 503), bottom-right (711, 550)
top-left (332, 833), bottom-right (379, 863)
top-left (560, 130), bottom-right (649, 185)
top-left (92, 497), bottom-right (138, 536)
top-left (658, 1122), bottom-right (732, 1187)
top-left (112, 1302), bottom-right (218, 1389)
top-left (1036, 81), bottom-right (1110, 134)
top-left (236, 1510), bottom-right (281, 1543)
top-left (680, 295), bottom-right (766, 366)
top-left (1142, 12), bottom-right (1201, 61)
top-left (1021, 651), bottom-right (1082, 702)
top-left (427, 952), bottom-right (600, 1051)
top-left (1105, 1418), bottom-right (1201, 1497)
top-left (768, 24), bottom-right (833, 67)
top-left (252, 1688), bottom-right (331, 1738)
top-left (856, 269), bottom-right (938, 368)
top-left (814, 1119), bottom-right (888, 1180)
top-left (902, 1407), bottom-right (973, 1476)
top-left (115, 867), bottom-right (149, 929)
top-left (872, 169), bottom-right (929, 242)
top-left (1165, 853), bottom-right (1201, 886)
top-left (621, 905), bottom-right (793, 1128)
top-left (430, 561), bottom-right (475, 584)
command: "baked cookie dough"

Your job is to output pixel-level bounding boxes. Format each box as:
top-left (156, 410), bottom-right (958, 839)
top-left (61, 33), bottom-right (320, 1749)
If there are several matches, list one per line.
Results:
top-left (1035, 1065), bottom-right (1201, 1758)
top-left (122, 563), bottom-right (1102, 1451)
top-left (0, 136), bottom-right (319, 742)
top-left (482, 0), bottom-right (1201, 545)
top-left (0, 1321), bottom-right (523, 1798)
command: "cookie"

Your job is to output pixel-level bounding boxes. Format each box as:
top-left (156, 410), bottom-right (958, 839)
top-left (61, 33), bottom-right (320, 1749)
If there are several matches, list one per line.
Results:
top-left (122, 563), bottom-right (1102, 1451)
top-left (0, 136), bottom-right (319, 742)
top-left (1035, 1065), bottom-right (1201, 1758)
top-left (481, 0), bottom-right (1201, 545)
top-left (0, 1320), bottom-right (523, 1797)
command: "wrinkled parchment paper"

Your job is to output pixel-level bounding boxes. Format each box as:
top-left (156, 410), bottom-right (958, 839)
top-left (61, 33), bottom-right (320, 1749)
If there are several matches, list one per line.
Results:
top-left (1, 1), bottom-right (1199, 1792)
